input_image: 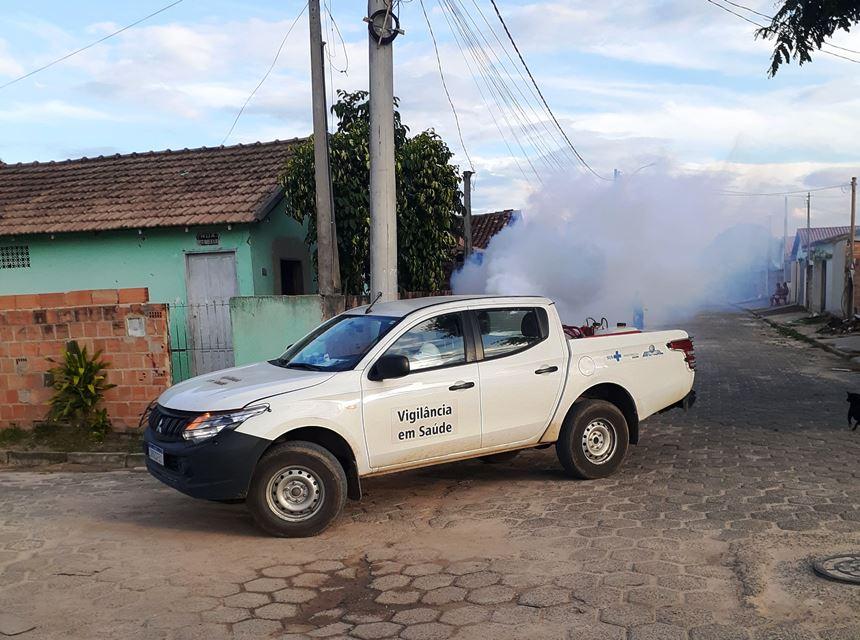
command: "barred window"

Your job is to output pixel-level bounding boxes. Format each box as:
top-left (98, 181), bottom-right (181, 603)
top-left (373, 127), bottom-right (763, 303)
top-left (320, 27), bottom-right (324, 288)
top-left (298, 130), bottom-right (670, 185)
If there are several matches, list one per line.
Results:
top-left (0, 245), bottom-right (30, 269)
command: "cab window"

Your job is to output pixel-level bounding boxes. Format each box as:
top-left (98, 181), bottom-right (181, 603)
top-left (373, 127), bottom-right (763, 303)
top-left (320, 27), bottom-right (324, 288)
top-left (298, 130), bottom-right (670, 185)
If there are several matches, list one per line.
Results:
top-left (385, 313), bottom-right (466, 372)
top-left (476, 307), bottom-right (545, 359)
top-left (272, 314), bottom-right (398, 372)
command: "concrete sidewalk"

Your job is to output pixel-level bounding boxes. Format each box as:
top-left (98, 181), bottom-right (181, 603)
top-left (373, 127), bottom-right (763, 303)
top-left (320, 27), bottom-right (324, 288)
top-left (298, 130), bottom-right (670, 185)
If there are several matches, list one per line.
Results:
top-left (743, 302), bottom-right (860, 364)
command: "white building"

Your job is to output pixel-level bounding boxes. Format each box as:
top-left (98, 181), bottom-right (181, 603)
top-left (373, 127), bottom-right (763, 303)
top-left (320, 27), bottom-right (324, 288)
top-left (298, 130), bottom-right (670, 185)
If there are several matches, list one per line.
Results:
top-left (788, 226), bottom-right (860, 316)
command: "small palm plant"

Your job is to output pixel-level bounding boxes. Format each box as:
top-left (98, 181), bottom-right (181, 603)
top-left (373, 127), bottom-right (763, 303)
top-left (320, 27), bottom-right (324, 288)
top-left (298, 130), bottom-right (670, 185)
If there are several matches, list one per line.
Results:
top-left (46, 341), bottom-right (116, 441)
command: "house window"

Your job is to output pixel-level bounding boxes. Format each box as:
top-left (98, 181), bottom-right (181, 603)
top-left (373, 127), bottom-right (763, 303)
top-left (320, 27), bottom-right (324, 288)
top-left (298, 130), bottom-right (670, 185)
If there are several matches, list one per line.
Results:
top-left (0, 245), bottom-right (30, 269)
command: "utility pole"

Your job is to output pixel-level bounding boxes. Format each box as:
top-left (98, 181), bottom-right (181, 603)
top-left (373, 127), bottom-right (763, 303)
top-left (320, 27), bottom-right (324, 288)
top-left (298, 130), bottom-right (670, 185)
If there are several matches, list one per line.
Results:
top-left (766, 214), bottom-right (772, 299)
top-left (463, 170), bottom-right (474, 259)
top-left (848, 177), bottom-right (858, 317)
top-left (309, 0), bottom-right (340, 299)
top-left (783, 195), bottom-right (788, 288)
top-left (367, 0), bottom-right (400, 302)
top-left (805, 192), bottom-right (811, 310)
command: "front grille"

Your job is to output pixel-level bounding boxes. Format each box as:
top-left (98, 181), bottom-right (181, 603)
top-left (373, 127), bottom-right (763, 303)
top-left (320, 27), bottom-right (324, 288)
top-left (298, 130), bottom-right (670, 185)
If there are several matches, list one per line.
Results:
top-left (148, 405), bottom-right (198, 442)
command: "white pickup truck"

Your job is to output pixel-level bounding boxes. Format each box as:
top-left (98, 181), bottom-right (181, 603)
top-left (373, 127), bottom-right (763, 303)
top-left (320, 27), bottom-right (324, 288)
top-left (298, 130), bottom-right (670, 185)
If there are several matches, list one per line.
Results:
top-left (144, 295), bottom-right (696, 537)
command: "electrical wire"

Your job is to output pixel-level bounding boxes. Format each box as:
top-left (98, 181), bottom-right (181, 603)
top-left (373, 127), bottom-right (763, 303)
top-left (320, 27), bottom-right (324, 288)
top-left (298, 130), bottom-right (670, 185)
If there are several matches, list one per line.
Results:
top-left (466, 0), bottom-right (579, 167)
top-left (447, 0), bottom-right (567, 171)
top-left (819, 41), bottom-right (860, 56)
top-left (454, 0), bottom-right (578, 172)
top-left (444, 2), bottom-right (562, 172)
top-left (703, 0), bottom-right (860, 64)
top-left (449, 0), bottom-right (559, 166)
top-left (441, 0), bottom-right (549, 178)
top-left (0, 0), bottom-right (186, 91)
top-left (323, 0), bottom-right (349, 73)
top-left (717, 0), bottom-right (771, 21)
top-left (435, 0), bottom-right (533, 183)
top-left (419, 0), bottom-right (474, 172)
top-left (717, 184), bottom-right (850, 197)
top-left (488, 0), bottom-right (611, 180)
top-left (323, 0), bottom-right (336, 134)
top-left (716, 0), bottom-right (860, 54)
top-left (703, 1), bottom-right (768, 30)
top-left (221, 2), bottom-right (308, 145)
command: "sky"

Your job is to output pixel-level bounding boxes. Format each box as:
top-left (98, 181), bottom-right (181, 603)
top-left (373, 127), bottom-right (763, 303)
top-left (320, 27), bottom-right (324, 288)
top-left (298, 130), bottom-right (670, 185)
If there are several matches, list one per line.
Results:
top-left (1, 0), bottom-right (859, 234)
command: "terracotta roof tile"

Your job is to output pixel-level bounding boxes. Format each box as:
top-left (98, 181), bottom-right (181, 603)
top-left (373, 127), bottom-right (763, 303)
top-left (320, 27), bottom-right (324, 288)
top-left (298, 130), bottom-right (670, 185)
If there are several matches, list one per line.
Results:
top-left (471, 209), bottom-right (517, 250)
top-left (0, 139), bottom-right (304, 236)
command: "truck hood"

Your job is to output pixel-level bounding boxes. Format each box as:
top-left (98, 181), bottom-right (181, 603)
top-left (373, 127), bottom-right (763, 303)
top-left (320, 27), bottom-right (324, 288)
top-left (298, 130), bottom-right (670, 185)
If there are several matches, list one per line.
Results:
top-left (158, 362), bottom-right (335, 412)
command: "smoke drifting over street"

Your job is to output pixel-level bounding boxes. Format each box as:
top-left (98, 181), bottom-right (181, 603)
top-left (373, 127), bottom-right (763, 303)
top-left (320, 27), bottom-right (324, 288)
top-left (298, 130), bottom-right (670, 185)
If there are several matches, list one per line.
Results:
top-left (452, 164), bottom-right (774, 327)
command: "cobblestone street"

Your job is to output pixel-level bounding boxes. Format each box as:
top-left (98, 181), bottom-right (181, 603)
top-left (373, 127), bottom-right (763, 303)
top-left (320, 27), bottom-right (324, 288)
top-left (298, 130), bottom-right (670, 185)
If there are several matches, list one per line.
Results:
top-left (1, 310), bottom-right (858, 640)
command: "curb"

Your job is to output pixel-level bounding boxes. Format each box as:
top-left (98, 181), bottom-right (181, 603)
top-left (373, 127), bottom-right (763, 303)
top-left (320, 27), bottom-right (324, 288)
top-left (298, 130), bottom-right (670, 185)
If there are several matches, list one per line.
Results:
top-left (0, 450), bottom-right (146, 470)
top-left (744, 307), bottom-right (857, 361)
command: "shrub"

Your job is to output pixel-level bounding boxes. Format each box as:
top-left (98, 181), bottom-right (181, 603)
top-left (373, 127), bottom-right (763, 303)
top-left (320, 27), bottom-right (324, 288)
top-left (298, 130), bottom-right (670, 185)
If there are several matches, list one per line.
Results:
top-left (46, 341), bottom-right (116, 441)
top-left (0, 426), bottom-right (26, 447)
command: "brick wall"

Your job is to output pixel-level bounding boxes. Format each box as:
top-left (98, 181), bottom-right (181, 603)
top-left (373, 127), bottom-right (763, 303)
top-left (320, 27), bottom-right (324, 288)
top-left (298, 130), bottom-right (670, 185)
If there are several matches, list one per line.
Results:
top-left (0, 288), bottom-right (171, 431)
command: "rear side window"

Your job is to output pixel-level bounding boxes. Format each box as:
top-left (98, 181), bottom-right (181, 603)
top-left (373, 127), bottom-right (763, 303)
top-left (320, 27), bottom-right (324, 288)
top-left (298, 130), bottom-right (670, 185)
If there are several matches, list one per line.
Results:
top-left (476, 307), bottom-right (546, 359)
top-left (385, 313), bottom-right (466, 372)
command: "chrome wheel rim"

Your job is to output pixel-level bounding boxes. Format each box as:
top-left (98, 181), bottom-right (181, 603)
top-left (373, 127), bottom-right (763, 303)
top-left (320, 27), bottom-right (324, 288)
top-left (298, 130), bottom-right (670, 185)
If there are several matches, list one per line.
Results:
top-left (265, 466), bottom-right (324, 522)
top-left (581, 419), bottom-right (616, 464)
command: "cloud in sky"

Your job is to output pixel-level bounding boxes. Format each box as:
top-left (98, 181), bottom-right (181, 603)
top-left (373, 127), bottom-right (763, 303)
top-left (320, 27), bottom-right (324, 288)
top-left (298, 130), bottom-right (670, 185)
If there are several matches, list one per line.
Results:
top-left (0, 39), bottom-right (23, 77)
top-left (0, 0), bottom-right (858, 228)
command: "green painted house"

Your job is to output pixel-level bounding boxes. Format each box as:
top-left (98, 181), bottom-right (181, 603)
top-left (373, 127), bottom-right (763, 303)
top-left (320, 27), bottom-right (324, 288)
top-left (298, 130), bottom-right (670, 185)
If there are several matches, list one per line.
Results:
top-left (0, 139), bottom-right (315, 379)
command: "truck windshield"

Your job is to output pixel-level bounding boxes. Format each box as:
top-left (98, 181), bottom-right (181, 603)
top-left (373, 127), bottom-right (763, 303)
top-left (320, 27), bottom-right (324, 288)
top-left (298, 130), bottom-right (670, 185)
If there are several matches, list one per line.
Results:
top-left (271, 314), bottom-right (399, 372)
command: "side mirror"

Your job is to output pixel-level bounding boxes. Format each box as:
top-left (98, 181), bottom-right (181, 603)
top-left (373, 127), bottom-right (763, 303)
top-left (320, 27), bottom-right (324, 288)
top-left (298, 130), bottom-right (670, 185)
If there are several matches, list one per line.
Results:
top-left (369, 354), bottom-right (410, 381)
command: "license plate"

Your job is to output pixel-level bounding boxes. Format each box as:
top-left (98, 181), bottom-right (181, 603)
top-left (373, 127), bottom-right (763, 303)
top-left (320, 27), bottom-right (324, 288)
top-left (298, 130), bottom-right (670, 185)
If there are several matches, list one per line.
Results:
top-left (148, 445), bottom-right (164, 466)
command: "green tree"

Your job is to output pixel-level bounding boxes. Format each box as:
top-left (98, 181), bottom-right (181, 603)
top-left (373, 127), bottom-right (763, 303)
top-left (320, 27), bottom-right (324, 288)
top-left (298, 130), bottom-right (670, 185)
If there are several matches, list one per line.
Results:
top-left (281, 90), bottom-right (462, 295)
top-left (755, 1), bottom-right (860, 76)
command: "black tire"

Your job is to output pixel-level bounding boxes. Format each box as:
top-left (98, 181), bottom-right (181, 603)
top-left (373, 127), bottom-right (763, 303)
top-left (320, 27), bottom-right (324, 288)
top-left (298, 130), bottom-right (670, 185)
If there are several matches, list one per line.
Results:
top-left (479, 450), bottom-right (520, 464)
top-left (555, 400), bottom-right (629, 479)
top-left (247, 441), bottom-right (347, 537)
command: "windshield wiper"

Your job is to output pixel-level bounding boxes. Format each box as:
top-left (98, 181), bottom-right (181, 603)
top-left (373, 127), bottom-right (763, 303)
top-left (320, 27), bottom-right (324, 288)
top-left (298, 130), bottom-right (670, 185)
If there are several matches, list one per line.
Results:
top-left (285, 362), bottom-right (325, 371)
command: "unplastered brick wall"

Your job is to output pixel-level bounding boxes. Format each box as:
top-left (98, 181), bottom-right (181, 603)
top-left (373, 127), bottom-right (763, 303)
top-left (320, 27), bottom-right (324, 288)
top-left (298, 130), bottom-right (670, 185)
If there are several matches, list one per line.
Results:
top-left (0, 288), bottom-right (171, 431)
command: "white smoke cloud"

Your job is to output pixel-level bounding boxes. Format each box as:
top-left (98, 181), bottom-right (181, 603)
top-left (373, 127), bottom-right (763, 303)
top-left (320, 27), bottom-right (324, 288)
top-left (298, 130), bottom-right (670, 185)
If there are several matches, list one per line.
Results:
top-left (452, 162), bottom-right (774, 327)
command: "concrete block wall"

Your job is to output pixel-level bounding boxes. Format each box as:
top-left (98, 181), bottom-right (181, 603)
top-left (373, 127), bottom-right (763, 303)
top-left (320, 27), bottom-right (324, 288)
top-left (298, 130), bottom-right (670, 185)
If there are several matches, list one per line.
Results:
top-left (230, 292), bottom-right (452, 367)
top-left (0, 288), bottom-right (170, 431)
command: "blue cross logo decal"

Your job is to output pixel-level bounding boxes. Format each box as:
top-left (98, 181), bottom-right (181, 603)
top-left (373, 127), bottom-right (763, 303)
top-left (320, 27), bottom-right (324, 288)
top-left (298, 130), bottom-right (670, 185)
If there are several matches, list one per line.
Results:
top-left (612, 351), bottom-right (622, 362)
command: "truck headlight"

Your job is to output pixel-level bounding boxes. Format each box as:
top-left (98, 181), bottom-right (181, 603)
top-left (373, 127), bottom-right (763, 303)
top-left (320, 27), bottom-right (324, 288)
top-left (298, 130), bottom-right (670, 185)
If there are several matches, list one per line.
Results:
top-left (182, 405), bottom-right (270, 443)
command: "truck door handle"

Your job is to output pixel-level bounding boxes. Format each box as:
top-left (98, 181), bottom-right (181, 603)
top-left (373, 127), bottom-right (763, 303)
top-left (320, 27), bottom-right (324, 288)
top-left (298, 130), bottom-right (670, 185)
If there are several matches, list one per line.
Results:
top-left (449, 381), bottom-right (475, 391)
top-left (535, 366), bottom-right (558, 375)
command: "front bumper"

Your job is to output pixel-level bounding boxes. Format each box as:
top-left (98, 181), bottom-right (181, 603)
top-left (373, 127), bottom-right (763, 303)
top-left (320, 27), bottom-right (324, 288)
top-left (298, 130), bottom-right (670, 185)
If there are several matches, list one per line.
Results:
top-left (143, 428), bottom-right (270, 501)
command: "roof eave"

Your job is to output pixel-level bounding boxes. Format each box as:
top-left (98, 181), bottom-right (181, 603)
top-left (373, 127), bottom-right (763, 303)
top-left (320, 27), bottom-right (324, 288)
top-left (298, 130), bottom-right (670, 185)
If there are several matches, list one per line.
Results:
top-left (252, 185), bottom-right (286, 222)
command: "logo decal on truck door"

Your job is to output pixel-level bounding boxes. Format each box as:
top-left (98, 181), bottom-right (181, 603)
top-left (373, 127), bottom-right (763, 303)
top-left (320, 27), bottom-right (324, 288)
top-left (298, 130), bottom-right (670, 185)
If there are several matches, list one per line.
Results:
top-left (391, 402), bottom-right (456, 443)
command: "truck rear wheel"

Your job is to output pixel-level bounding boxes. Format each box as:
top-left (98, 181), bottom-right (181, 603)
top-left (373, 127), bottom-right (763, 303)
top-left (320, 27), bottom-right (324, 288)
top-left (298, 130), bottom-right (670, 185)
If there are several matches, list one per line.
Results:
top-left (556, 400), bottom-right (629, 479)
top-left (247, 441), bottom-right (347, 537)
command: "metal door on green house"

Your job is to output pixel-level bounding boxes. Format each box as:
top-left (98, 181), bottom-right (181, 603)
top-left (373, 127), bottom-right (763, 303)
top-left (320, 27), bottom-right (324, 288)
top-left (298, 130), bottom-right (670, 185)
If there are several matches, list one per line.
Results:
top-left (185, 251), bottom-right (238, 376)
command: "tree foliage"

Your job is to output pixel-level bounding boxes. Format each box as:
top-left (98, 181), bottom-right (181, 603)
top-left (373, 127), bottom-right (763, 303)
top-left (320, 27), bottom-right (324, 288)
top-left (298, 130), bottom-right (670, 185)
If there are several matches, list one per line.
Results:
top-left (756, 1), bottom-right (860, 76)
top-left (281, 90), bottom-right (462, 295)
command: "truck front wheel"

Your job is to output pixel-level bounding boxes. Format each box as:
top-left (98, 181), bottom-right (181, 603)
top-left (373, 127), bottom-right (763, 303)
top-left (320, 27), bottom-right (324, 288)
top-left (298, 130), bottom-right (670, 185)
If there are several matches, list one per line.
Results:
top-left (556, 400), bottom-right (629, 479)
top-left (247, 441), bottom-right (347, 537)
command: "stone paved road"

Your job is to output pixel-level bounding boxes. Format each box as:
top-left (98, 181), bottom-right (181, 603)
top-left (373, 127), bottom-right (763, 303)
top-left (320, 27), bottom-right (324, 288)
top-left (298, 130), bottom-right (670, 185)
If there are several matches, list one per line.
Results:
top-left (1, 311), bottom-right (859, 640)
